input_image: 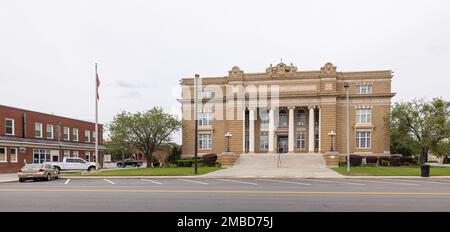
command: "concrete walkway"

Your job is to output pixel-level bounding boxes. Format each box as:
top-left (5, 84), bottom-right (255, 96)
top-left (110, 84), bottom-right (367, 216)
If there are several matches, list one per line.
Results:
top-left (204, 153), bottom-right (343, 178)
top-left (0, 173), bottom-right (18, 183)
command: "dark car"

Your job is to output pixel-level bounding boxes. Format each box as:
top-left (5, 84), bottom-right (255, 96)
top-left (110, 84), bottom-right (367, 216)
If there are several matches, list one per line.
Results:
top-left (117, 159), bottom-right (143, 168)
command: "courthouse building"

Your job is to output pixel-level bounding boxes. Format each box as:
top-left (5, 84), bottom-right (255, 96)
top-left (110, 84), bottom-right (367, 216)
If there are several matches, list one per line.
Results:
top-left (180, 62), bottom-right (394, 158)
top-left (0, 105), bottom-right (104, 173)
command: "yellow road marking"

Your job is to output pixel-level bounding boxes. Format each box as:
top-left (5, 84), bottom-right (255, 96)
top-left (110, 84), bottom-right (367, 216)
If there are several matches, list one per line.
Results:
top-left (0, 188), bottom-right (450, 196)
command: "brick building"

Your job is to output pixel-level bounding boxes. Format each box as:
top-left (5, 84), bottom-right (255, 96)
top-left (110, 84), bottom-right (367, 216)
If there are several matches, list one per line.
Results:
top-left (0, 105), bottom-right (104, 173)
top-left (179, 62), bottom-right (395, 158)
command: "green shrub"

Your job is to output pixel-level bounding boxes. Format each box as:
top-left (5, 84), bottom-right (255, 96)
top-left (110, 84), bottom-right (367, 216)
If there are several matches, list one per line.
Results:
top-left (380, 160), bottom-right (389, 166)
top-left (350, 155), bottom-right (362, 166)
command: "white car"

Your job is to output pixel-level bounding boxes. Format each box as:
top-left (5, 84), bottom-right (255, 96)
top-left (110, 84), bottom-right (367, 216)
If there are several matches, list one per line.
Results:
top-left (45, 157), bottom-right (97, 172)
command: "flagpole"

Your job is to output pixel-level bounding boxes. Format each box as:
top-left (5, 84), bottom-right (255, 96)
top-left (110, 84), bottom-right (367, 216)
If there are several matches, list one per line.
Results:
top-left (95, 63), bottom-right (99, 170)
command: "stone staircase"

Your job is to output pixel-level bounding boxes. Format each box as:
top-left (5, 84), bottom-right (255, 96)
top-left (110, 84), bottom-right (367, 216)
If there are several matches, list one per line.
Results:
top-left (205, 153), bottom-right (342, 178)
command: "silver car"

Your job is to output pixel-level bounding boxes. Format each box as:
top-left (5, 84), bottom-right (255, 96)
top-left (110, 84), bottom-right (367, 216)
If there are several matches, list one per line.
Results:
top-left (18, 163), bottom-right (60, 182)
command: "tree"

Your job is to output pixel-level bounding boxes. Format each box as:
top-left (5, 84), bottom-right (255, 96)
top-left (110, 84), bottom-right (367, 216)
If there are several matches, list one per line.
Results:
top-left (108, 107), bottom-right (181, 167)
top-left (168, 143), bottom-right (182, 163)
top-left (432, 140), bottom-right (450, 160)
top-left (390, 98), bottom-right (450, 164)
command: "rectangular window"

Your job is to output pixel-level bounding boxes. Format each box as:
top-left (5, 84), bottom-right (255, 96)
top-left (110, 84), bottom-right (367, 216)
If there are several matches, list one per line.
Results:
top-left (356, 109), bottom-right (372, 124)
top-left (35, 123), bottom-right (43, 138)
top-left (93, 131), bottom-right (96, 143)
top-left (64, 127), bottom-right (70, 141)
top-left (356, 131), bottom-right (371, 149)
top-left (296, 132), bottom-right (306, 150)
top-left (199, 112), bottom-right (212, 126)
top-left (356, 85), bottom-right (373, 94)
top-left (72, 151), bottom-right (79, 158)
top-left (64, 150), bottom-right (70, 157)
top-left (10, 148), bottom-right (18, 163)
top-left (85, 130), bottom-right (91, 143)
top-left (0, 147), bottom-right (6, 163)
top-left (5, 119), bottom-right (14, 135)
top-left (33, 149), bottom-right (51, 163)
top-left (198, 133), bottom-right (212, 150)
top-left (260, 132), bottom-right (269, 150)
top-left (73, 128), bottom-right (79, 142)
top-left (260, 110), bottom-right (269, 130)
top-left (46, 124), bottom-right (54, 139)
top-left (199, 88), bottom-right (212, 99)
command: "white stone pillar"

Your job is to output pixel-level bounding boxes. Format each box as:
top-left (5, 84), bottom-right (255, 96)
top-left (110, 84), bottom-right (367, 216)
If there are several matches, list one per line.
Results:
top-left (242, 108), bottom-right (246, 153)
top-left (288, 107), bottom-right (295, 153)
top-left (308, 106), bottom-right (315, 152)
top-left (249, 108), bottom-right (255, 153)
top-left (268, 107), bottom-right (275, 153)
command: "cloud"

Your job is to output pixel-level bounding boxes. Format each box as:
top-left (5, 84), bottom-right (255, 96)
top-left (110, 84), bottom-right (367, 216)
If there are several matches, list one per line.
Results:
top-left (120, 91), bottom-right (142, 99)
top-left (109, 80), bottom-right (149, 89)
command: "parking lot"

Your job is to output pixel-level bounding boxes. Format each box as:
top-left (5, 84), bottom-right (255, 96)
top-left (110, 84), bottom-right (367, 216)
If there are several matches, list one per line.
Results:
top-left (1, 178), bottom-right (450, 211)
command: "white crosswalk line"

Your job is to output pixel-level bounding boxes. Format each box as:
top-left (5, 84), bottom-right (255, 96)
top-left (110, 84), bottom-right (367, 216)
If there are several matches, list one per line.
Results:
top-left (64, 179), bottom-right (70, 185)
top-left (216, 179), bottom-right (258, 185)
top-left (257, 179), bottom-right (311, 186)
top-left (177, 179), bottom-right (209, 185)
top-left (104, 179), bottom-right (115, 185)
top-left (309, 179), bottom-right (366, 186)
top-left (141, 179), bottom-right (162, 185)
top-left (364, 180), bottom-right (421, 186)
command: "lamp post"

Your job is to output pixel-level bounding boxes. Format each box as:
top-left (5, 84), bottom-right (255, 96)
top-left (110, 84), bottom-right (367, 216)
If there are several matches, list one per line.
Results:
top-left (343, 82), bottom-right (350, 175)
top-left (225, 132), bottom-right (232, 152)
top-left (194, 74), bottom-right (199, 175)
top-left (328, 131), bottom-right (336, 152)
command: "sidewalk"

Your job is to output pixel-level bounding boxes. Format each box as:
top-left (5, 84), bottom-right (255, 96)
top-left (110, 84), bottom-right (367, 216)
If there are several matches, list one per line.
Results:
top-left (0, 173), bottom-right (18, 183)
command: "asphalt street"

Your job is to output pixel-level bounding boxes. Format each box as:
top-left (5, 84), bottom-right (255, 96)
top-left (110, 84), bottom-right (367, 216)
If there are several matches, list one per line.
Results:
top-left (1, 178), bottom-right (450, 211)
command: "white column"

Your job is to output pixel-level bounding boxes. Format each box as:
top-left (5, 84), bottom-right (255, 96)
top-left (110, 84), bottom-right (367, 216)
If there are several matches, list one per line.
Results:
top-left (242, 108), bottom-right (246, 153)
top-left (268, 107), bottom-right (275, 153)
top-left (288, 107), bottom-right (295, 153)
top-left (308, 106), bottom-right (315, 152)
top-left (249, 108), bottom-right (255, 153)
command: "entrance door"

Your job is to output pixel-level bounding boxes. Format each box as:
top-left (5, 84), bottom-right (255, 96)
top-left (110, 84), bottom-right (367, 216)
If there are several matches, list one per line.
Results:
top-left (277, 136), bottom-right (288, 153)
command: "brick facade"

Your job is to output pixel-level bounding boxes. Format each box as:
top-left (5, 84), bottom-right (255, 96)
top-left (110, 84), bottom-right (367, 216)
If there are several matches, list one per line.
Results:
top-left (179, 62), bottom-right (394, 158)
top-left (0, 105), bottom-right (104, 173)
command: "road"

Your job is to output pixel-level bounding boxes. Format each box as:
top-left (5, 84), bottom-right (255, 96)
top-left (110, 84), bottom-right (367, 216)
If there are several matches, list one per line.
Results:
top-left (1, 178), bottom-right (450, 211)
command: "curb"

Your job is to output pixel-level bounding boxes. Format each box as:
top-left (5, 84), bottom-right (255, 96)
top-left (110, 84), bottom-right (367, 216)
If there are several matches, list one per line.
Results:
top-left (59, 175), bottom-right (450, 179)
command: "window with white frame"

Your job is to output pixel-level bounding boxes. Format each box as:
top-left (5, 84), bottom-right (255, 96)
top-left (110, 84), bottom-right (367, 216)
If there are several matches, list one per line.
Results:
top-left (296, 132), bottom-right (306, 150)
top-left (296, 109), bottom-right (306, 127)
top-left (64, 150), bottom-right (70, 157)
top-left (356, 108), bottom-right (372, 124)
top-left (73, 128), bottom-right (79, 142)
top-left (260, 132), bottom-right (269, 150)
top-left (46, 124), bottom-right (53, 139)
top-left (72, 151), bottom-right (79, 157)
top-left (279, 109), bottom-right (288, 127)
top-left (198, 111), bottom-right (212, 126)
top-left (356, 85), bottom-right (373, 94)
top-left (0, 147), bottom-right (6, 163)
top-left (10, 148), bottom-right (18, 163)
top-left (93, 131), bottom-right (96, 143)
top-left (260, 110), bottom-right (269, 129)
top-left (33, 149), bottom-right (51, 163)
top-left (85, 130), bottom-right (91, 143)
top-left (35, 123), bottom-right (43, 138)
top-left (356, 131), bottom-right (371, 149)
top-left (64, 127), bottom-right (70, 141)
top-left (199, 88), bottom-right (212, 99)
top-left (198, 133), bottom-right (212, 150)
top-left (5, 119), bottom-right (14, 135)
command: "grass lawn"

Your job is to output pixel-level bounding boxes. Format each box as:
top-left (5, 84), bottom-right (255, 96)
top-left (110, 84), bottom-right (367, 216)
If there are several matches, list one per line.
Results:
top-left (63, 167), bottom-right (221, 176)
top-left (332, 166), bottom-right (450, 176)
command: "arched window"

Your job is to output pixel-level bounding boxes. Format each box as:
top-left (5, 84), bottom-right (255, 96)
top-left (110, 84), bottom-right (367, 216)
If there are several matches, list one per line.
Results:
top-left (279, 109), bottom-right (288, 127)
top-left (296, 109), bottom-right (306, 127)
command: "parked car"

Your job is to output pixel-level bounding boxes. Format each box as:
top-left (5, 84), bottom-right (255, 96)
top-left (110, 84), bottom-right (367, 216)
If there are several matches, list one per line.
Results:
top-left (18, 163), bottom-right (60, 182)
top-left (117, 159), bottom-right (143, 168)
top-left (46, 157), bottom-right (97, 172)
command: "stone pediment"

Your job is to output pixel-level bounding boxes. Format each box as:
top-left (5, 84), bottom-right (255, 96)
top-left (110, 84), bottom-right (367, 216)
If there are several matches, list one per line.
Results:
top-left (320, 62), bottom-right (337, 75)
top-left (266, 62), bottom-right (298, 77)
top-left (228, 66), bottom-right (244, 78)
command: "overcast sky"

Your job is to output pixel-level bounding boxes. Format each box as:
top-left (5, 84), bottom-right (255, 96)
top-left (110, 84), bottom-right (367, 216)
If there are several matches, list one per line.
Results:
top-left (1, 0), bottom-right (450, 143)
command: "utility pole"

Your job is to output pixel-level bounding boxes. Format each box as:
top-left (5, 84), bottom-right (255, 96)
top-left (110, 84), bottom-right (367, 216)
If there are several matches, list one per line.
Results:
top-left (344, 82), bottom-right (350, 175)
top-left (194, 74), bottom-right (199, 175)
